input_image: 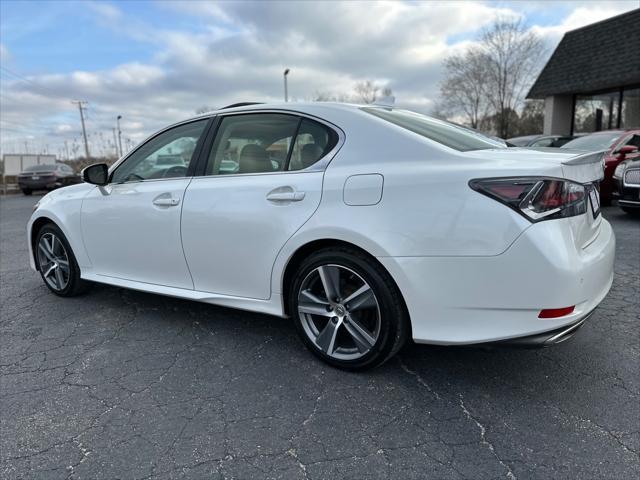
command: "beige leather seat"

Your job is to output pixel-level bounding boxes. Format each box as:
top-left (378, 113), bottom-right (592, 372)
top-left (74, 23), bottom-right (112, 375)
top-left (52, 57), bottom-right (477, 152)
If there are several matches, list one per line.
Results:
top-left (238, 144), bottom-right (272, 173)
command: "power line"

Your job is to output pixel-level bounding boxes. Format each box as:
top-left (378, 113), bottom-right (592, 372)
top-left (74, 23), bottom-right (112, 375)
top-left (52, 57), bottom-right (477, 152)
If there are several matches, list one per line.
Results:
top-left (71, 100), bottom-right (90, 159)
top-left (0, 66), bottom-right (69, 102)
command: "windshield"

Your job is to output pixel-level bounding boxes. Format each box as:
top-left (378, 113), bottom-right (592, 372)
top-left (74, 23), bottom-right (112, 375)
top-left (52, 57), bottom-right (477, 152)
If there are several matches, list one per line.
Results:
top-left (23, 164), bottom-right (56, 172)
top-left (561, 133), bottom-right (620, 151)
top-left (362, 107), bottom-right (505, 152)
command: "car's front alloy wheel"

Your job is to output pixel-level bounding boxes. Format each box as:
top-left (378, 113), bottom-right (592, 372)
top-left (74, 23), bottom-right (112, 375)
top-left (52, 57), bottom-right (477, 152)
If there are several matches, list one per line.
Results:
top-left (35, 224), bottom-right (91, 297)
top-left (290, 247), bottom-right (409, 370)
top-left (37, 232), bottom-right (70, 291)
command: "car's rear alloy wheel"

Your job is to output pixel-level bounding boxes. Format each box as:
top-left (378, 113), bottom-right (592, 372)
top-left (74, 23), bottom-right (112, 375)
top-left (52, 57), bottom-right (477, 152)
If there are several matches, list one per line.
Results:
top-left (298, 264), bottom-right (381, 361)
top-left (37, 232), bottom-right (70, 291)
top-left (35, 224), bottom-right (91, 297)
top-left (290, 248), bottom-right (409, 370)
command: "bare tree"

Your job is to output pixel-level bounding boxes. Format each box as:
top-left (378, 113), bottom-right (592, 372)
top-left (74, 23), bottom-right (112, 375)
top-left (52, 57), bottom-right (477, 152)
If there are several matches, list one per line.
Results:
top-left (479, 17), bottom-right (545, 138)
top-left (439, 48), bottom-right (489, 129)
top-left (439, 17), bottom-right (545, 136)
top-left (311, 82), bottom-right (392, 104)
top-left (195, 105), bottom-right (215, 115)
top-left (353, 81), bottom-right (393, 104)
top-left (354, 80), bottom-right (379, 104)
top-left (309, 90), bottom-right (351, 102)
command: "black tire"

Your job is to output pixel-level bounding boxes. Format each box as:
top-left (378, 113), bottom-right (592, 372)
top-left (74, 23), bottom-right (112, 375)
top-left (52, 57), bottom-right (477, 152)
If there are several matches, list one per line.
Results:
top-left (288, 247), bottom-right (410, 370)
top-left (22, 189), bottom-right (32, 195)
top-left (35, 223), bottom-right (91, 297)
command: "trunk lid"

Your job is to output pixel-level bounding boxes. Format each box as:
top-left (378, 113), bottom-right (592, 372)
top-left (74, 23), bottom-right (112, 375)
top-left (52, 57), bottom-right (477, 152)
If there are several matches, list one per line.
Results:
top-left (464, 147), bottom-right (606, 249)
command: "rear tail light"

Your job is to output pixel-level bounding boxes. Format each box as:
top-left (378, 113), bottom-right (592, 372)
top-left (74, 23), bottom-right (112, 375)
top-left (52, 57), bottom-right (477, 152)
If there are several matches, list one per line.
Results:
top-left (538, 306), bottom-right (575, 318)
top-left (469, 177), bottom-right (587, 222)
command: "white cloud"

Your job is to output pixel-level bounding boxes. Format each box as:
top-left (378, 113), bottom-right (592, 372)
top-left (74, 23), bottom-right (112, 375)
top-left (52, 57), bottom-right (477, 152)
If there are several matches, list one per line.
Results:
top-left (1, 1), bottom-right (638, 157)
top-left (0, 43), bottom-right (9, 62)
top-left (532, 4), bottom-right (636, 42)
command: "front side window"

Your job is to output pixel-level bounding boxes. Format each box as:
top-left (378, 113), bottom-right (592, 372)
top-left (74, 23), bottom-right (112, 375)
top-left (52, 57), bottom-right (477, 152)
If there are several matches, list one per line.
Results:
top-left (362, 107), bottom-right (505, 151)
top-left (111, 119), bottom-right (208, 183)
top-left (624, 134), bottom-right (640, 149)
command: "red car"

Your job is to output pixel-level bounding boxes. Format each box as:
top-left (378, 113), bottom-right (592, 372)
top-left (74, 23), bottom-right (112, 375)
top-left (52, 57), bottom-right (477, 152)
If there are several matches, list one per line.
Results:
top-left (561, 130), bottom-right (640, 205)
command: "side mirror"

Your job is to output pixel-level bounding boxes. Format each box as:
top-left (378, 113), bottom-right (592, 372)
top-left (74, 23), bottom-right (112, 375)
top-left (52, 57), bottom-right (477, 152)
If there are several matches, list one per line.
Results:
top-left (617, 145), bottom-right (639, 158)
top-left (82, 163), bottom-right (109, 186)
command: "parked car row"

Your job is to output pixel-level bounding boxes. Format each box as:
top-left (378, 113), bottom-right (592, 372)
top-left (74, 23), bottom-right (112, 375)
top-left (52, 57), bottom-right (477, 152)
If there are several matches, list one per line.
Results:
top-left (18, 163), bottom-right (80, 195)
top-left (507, 134), bottom-right (579, 148)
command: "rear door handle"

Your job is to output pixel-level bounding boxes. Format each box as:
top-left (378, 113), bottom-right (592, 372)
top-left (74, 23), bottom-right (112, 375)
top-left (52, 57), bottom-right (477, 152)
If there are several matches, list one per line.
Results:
top-left (266, 188), bottom-right (305, 202)
top-left (153, 194), bottom-right (180, 207)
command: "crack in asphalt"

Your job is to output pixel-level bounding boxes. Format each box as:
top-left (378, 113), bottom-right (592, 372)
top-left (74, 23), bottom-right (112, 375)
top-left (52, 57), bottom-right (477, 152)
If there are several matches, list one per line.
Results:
top-left (2, 197), bottom-right (639, 479)
top-left (458, 395), bottom-right (517, 480)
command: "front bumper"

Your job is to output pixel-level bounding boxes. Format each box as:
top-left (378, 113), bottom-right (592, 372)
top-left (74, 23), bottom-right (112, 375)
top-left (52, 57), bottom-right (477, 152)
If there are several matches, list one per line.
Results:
top-left (379, 218), bottom-right (615, 345)
top-left (18, 178), bottom-right (60, 190)
top-left (613, 175), bottom-right (640, 208)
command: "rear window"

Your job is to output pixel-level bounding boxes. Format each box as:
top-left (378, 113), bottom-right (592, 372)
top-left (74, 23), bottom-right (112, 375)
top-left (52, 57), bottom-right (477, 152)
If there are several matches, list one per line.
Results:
top-left (362, 107), bottom-right (505, 152)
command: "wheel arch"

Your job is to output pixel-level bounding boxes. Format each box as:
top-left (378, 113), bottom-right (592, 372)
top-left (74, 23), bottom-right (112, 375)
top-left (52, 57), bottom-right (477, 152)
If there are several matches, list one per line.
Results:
top-left (280, 238), bottom-right (411, 331)
top-left (30, 216), bottom-right (58, 270)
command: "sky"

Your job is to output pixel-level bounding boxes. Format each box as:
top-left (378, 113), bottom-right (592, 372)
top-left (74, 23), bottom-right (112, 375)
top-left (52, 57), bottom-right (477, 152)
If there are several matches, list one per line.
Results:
top-left (1, 0), bottom-right (638, 159)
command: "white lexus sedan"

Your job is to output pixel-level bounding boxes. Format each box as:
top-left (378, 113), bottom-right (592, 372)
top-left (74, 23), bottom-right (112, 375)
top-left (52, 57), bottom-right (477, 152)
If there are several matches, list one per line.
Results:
top-left (28, 102), bottom-right (615, 370)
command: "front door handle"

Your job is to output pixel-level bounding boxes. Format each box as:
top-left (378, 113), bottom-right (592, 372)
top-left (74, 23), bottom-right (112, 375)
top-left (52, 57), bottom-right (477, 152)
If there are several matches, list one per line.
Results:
top-left (153, 194), bottom-right (180, 207)
top-left (266, 187), bottom-right (306, 202)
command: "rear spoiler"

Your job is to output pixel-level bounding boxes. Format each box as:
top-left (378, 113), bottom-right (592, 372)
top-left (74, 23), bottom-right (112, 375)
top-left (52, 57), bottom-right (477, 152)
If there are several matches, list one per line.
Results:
top-left (561, 150), bottom-right (607, 182)
top-left (562, 149), bottom-right (607, 166)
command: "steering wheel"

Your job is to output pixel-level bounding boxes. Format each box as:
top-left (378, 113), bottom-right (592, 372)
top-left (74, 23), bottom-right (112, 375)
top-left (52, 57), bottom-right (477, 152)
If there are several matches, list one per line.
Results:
top-left (125, 173), bottom-right (144, 182)
top-left (163, 166), bottom-right (188, 178)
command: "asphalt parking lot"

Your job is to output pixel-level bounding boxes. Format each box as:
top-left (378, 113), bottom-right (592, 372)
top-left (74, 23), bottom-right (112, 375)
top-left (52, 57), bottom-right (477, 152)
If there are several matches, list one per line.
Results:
top-left (1, 193), bottom-right (638, 480)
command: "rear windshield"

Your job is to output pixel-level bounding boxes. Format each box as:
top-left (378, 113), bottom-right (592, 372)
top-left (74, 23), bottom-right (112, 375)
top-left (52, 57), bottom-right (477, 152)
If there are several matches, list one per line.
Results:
top-left (23, 164), bottom-right (56, 172)
top-left (561, 133), bottom-right (620, 150)
top-left (362, 107), bottom-right (505, 151)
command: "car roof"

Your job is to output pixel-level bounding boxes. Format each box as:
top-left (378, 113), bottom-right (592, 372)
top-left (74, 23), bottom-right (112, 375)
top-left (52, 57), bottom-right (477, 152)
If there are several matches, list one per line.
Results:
top-left (184, 102), bottom-right (375, 122)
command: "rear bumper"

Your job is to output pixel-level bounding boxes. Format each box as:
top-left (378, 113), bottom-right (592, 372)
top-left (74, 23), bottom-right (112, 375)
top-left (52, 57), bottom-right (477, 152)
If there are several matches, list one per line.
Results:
top-left (493, 309), bottom-right (593, 347)
top-left (379, 218), bottom-right (615, 345)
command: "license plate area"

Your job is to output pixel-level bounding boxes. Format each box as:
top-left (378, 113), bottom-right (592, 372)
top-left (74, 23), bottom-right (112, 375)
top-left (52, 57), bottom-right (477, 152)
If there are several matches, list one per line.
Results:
top-left (589, 184), bottom-right (600, 218)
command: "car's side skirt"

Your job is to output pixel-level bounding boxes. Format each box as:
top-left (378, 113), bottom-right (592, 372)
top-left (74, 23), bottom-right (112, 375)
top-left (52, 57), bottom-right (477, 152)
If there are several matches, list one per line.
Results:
top-left (81, 272), bottom-right (286, 318)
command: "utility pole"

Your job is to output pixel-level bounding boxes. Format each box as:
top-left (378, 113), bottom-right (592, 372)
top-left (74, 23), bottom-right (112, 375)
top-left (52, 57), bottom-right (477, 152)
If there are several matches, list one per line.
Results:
top-left (72, 100), bottom-right (90, 159)
top-left (117, 115), bottom-right (123, 156)
top-left (112, 128), bottom-right (119, 158)
top-left (283, 68), bottom-right (290, 102)
top-left (64, 140), bottom-right (70, 160)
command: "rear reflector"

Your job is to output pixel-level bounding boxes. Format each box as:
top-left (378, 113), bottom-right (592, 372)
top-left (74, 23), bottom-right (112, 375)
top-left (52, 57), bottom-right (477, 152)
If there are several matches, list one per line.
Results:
top-left (538, 306), bottom-right (575, 319)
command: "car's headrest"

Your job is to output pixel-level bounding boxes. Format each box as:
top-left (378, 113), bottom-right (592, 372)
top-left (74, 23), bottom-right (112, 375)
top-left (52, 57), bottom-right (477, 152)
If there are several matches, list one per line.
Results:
top-left (238, 144), bottom-right (271, 173)
top-left (301, 143), bottom-right (324, 168)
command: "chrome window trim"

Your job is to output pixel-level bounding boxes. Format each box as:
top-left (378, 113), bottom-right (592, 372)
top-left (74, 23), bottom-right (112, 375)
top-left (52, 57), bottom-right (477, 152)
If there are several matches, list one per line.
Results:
top-left (198, 108), bottom-right (345, 178)
top-left (107, 108), bottom-right (345, 185)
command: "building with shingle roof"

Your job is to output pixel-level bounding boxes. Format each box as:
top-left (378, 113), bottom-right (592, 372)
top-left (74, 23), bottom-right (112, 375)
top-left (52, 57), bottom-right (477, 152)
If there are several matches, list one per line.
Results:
top-left (527, 9), bottom-right (640, 135)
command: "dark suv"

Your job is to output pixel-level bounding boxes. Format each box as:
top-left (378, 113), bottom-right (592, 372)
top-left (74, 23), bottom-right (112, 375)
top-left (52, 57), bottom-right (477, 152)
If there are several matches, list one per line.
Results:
top-left (613, 159), bottom-right (640, 215)
top-left (562, 130), bottom-right (640, 205)
top-left (17, 163), bottom-right (80, 195)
